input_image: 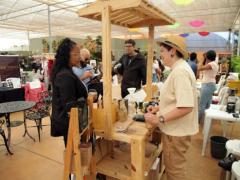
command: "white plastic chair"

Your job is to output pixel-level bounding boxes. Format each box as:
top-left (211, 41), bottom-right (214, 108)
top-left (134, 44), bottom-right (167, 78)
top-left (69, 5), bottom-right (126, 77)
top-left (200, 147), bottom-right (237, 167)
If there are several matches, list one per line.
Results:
top-left (215, 74), bottom-right (226, 95)
top-left (231, 161), bottom-right (240, 180)
top-left (5, 78), bottom-right (21, 88)
top-left (225, 140), bottom-right (240, 180)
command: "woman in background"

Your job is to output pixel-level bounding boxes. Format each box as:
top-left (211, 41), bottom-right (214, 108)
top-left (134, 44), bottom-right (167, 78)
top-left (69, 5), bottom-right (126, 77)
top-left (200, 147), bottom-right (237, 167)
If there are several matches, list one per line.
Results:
top-left (51, 38), bottom-right (88, 146)
top-left (198, 50), bottom-right (219, 122)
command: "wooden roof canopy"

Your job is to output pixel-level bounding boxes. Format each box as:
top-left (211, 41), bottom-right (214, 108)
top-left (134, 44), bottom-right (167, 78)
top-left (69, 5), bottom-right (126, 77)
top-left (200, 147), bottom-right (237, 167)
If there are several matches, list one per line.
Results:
top-left (77, 0), bottom-right (175, 28)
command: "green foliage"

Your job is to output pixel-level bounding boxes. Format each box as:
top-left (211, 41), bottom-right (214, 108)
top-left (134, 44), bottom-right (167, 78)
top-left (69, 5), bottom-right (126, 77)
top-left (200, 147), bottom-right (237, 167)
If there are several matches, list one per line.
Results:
top-left (83, 35), bottom-right (102, 62)
top-left (52, 40), bottom-right (58, 52)
top-left (41, 38), bottom-right (49, 53)
top-left (231, 56), bottom-right (240, 73)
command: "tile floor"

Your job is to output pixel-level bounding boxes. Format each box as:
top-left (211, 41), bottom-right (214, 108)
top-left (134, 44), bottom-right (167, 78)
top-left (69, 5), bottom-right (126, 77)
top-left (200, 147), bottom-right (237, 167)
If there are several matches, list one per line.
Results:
top-left (0, 111), bottom-right (239, 180)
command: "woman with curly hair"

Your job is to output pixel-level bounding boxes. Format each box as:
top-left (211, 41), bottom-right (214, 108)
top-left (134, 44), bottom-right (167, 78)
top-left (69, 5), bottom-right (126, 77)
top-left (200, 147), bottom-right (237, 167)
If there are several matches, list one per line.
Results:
top-left (51, 38), bottom-right (88, 146)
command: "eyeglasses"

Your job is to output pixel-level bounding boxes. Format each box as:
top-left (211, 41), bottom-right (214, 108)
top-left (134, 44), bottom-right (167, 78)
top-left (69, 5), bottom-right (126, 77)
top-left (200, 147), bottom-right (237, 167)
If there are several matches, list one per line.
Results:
top-left (124, 45), bottom-right (133, 48)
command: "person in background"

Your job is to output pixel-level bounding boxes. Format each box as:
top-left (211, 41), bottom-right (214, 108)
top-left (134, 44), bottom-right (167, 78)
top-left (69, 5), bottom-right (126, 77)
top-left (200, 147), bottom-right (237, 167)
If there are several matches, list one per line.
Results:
top-left (152, 56), bottom-right (160, 83)
top-left (144, 35), bottom-right (198, 180)
top-left (198, 50), bottom-right (219, 122)
top-left (188, 52), bottom-right (198, 78)
top-left (47, 59), bottom-right (54, 90)
top-left (72, 48), bottom-right (103, 96)
top-left (72, 48), bottom-right (93, 86)
top-left (157, 57), bottom-right (165, 82)
top-left (113, 39), bottom-right (146, 98)
top-left (51, 38), bottom-right (88, 147)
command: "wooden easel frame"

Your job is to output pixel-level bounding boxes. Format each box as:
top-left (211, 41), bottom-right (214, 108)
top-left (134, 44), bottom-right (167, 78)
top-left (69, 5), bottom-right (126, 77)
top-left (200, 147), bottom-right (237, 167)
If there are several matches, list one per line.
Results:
top-left (63, 107), bottom-right (83, 180)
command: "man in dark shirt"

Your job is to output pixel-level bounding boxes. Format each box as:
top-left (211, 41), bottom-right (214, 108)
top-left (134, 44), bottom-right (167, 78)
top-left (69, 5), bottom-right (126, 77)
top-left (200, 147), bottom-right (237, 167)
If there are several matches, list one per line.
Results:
top-left (188, 52), bottom-right (197, 78)
top-left (113, 39), bottom-right (146, 98)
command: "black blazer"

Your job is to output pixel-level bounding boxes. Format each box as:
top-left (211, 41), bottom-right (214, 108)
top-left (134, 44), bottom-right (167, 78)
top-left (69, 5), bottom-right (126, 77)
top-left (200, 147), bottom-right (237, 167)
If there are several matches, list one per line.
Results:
top-left (116, 53), bottom-right (146, 97)
top-left (51, 68), bottom-right (88, 137)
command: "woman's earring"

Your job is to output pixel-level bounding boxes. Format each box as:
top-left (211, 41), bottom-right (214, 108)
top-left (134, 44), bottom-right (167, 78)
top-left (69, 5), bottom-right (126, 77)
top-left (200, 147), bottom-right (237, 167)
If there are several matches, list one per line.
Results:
top-left (171, 54), bottom-right (174, 57)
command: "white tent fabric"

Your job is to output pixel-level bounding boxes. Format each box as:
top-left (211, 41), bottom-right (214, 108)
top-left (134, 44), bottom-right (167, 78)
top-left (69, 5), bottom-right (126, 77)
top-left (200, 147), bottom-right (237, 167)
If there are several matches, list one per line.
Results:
top-left (0, 0), bottom-right (239, 40)
top-left (186, 33), bottom-right (228, 52)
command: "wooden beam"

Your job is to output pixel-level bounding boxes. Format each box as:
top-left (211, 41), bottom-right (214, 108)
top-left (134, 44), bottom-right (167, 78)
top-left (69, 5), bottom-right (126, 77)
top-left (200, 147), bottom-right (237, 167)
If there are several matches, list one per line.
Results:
top-left (102, 3), bottom-right (113, 139)
top-left (111, 9), bottom-right (124, 17)
top-left (114, 13), bottom-right (136, 23)
top-left (92, 9), bottom-right (124, 20)
top-left (78, 0), bottom-right (141, 17)
top-left (114, 21), bottom-right (129, 27)
top-left (139, 2), bottom-right (175, 25)
top-left (125, 17), bottom-right (145, 25)
top-left (120, 16), bottom-right (142, 25)
top-left (111, 11), bottom-right (130, 21)
top-left (131, 137), bottom-right (145, 180)
top-left (146, 25), bottom-right (154, 101)
top-left (129, 19), bottom-right (168, 28)
top-left (93, 12), bottom-right (101, 19)
top-left (132, 8), bottom-right (149, 19)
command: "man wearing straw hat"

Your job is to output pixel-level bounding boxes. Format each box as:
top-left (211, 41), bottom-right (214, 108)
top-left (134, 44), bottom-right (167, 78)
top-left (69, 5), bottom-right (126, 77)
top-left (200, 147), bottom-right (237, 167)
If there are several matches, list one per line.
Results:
top-left (144, 35), bottom-right (199, 180)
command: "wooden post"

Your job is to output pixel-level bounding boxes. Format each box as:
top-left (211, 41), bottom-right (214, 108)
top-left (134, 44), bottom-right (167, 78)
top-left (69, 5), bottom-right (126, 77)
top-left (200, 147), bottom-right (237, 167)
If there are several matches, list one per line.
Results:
top-left (101, 3), bottom-right (113, 139)
top-left (146, 25), bottom-right (154, 101)
top-left (131, 137), bottom-right (145, 180)
top-left (63, 108), bottom-right (83, 180)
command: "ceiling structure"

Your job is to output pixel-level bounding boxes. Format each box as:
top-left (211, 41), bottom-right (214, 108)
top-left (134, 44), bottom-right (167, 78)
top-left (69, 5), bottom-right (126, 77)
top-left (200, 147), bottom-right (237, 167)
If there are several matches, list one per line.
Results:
top-left (0, 0), bottom-right (239, 40)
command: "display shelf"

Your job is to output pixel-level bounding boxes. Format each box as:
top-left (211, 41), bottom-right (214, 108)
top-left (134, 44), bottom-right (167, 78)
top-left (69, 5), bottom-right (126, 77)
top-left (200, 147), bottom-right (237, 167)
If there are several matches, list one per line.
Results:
top-left (96, 143), bottom-right (163, 180)
top-left (112, 120), bottom-right (148, 143)
top-left (96, 148), bottom-right (131, 180)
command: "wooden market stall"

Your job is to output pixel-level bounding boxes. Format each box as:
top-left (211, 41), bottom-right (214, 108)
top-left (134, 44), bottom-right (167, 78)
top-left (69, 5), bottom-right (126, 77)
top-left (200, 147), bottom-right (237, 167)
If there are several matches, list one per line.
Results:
top-left (75, 0), bottom-right (175, 179)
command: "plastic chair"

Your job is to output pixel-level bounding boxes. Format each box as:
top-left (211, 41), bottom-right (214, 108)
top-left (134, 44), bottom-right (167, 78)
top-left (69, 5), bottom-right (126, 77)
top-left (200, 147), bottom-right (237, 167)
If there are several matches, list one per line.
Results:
top-left (231, 160), bottom-right (240, 180)
top-left (226, 140), bottom-right (240, 157)
top-left (225, 140), bottom-right (240, 180)
top-left (5, 78), bottom-right (21, 88)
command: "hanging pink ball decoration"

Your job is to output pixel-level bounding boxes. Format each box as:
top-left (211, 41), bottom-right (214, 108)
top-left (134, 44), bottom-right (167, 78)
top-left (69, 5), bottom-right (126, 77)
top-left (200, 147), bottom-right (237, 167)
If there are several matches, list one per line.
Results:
top-left (189, 20), bottom-right (204, 27)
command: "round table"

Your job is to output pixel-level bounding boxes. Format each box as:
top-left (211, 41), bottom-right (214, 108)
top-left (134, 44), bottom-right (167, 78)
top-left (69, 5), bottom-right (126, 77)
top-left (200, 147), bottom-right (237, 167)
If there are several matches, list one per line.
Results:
top-left (0, 101), bottom-right (36, 154)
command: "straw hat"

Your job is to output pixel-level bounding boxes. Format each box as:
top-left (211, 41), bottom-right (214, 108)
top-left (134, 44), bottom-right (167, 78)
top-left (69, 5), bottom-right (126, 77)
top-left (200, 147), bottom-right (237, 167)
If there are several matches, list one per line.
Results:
top-left (157, 35), bottom-right (188, 59)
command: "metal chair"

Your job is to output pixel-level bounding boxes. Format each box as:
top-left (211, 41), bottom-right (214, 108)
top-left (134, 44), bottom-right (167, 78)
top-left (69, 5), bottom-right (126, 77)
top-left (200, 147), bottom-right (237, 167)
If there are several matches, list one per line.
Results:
top-left (24, 91), bottom-right (52, 142)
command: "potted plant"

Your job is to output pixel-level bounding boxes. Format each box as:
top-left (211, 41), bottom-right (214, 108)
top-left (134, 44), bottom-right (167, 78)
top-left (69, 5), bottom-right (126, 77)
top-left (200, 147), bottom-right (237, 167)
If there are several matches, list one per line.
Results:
top-left (231, 56), bottom-right (240, 79)
top-left (42, 39), bottom-right (49, 53)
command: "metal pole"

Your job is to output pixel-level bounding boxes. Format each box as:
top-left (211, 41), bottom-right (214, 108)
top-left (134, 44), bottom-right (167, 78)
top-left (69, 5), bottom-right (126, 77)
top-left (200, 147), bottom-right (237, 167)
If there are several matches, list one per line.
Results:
top-left (27, 31), bottom-right (30, 55)
top-left (228, 29), bottom-right (231, 51)
top-left (232, 30), bottom-right (235, 55)
top-left (48, 5), bottom-right (52, 53)
top-left (237, 28), bottom-right (240, 56)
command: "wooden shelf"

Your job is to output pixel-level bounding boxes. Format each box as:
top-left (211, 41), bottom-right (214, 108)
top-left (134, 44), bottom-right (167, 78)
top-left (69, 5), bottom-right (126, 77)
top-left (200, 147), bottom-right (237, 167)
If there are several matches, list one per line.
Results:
top-left (96, 142), bottom-right (163, 180)
top-left (112, 120), bottom-right (149, 143)
top-left (96, 148), bottom-right (131, 180)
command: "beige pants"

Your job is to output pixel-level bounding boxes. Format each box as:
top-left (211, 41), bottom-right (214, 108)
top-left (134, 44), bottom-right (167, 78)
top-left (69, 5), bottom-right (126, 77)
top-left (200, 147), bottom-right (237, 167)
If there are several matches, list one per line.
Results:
top-left (162, 133), bottom-right (191, 180)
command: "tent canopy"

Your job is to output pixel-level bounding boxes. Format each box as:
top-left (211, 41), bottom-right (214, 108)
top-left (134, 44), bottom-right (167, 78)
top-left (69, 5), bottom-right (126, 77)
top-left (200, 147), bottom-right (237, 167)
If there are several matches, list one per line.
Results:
top-left (0, 0), bottom-right (239, 39)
